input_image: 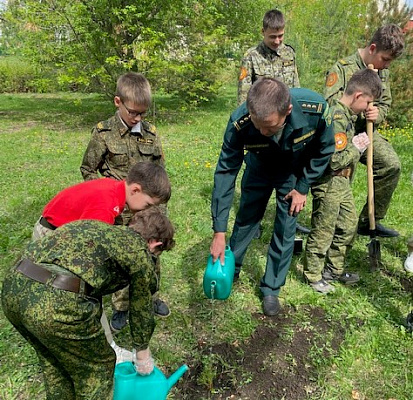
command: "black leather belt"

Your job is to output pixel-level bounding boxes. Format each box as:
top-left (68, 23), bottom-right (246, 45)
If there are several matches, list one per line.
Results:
top-left (39, 216), bottom-right (57, 230)
top-left (16, 259), bottom-right (92, 295)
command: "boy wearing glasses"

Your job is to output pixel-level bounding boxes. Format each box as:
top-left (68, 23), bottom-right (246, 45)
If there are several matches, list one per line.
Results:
top-left (80, 72), bottom-right (168, 330)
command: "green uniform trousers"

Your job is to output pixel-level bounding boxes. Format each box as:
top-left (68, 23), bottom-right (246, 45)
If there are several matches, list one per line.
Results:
top-left (358, 132), bottom-right (400, 223)
top-left (304, 175), bottom-right (357, 282)
top-left (229, 166), bottom-right (297, 297)
top-left (2, 270), bottom-right (115, 400)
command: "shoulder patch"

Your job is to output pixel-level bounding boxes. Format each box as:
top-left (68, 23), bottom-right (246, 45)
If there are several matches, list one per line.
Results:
top-left (335, 132), bottom-right (347, 151)
top-left (96, 121), bottom-right (110, 132)
top-left (326, 72), bottom-right (338, 87)
top-left (239, 66), bottom-right (248, 81)
top-left (299, 101), bottom-right (324, 114)
top-left (142, 121), bottom-right (157, 135)
top-left (233, 114), bottom-right (251, 131)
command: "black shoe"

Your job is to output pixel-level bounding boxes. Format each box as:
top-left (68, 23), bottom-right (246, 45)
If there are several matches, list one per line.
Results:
top-left (110, 310), bottom-right (128, 332)
top-left (406, 311), bottom-right (413, 333)
top-left (154, 299), bottom-right (171, 317)
top-left (322, 270), bottom-right (359, 285)
top-left (262, 295), bottom-right (281, 316)
top-left (253, 224), bottom-right (263, 239)
top-left (357, 222), bottom-right (399, 238)
top-left (233, 271), bottom-right (240, 283)
top-left (296, 223), bottom-right (311, 234)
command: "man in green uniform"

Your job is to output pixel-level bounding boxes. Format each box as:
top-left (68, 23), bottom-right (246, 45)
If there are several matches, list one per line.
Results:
top-left (80, 72), bottom-right (169, 328)
top-left (304, 69), bottom-right (382, 293)
top-left (238, 9), bottom-right (308, 237)
top-left (237, 9), bottom-right (300, 105)
top-left (210, 78), bottom-right (335, 316)
top-left (1, 212), bottom-right (175, 400)
top-left (324, 24), bottom-right (405, 237)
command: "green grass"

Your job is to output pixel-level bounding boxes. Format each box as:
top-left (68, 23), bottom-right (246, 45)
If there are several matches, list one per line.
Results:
top-left (0, 88), bottom-right (412, 399)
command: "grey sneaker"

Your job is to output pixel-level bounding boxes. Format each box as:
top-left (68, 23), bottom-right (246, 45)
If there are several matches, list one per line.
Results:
top-left (310, 279), bottom-right (335, 294)
top-left (323, 270), bottom-right (360, 285)
top-left (110, 310), bottom-right (128, 332)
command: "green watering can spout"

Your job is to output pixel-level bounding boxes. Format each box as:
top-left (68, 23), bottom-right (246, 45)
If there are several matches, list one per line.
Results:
top-left (167, 364), bottom-right (189, 391)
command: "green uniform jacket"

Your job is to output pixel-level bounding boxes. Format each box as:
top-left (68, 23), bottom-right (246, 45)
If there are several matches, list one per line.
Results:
top-left (237, 42), bottom-right (300, 105)
top-left (80, 112), bottom-right (164, 181)
top-left (19, 220), bottom-right (157, 351)
top-left (324, 51), bottom-right (391, 132)
top-left (212, 88), bottom-right (335, 232)
top-left (328, 99), bottom-right (361, 172)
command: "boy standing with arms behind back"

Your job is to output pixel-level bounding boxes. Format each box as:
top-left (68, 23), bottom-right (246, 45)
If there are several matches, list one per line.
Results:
top-left (80, 72), bottom-right (168, 330)
top-left (304, 69), bottom-right (382, 293)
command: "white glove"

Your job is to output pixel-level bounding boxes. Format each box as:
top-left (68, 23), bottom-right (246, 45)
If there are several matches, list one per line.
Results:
top-left (110, 341), bottom-right (133, 364)
top-left (352, 132), bottom-right (370, 154)
top-left (132, 348), bottom-right (155, 376)
top-left (405, 252), bottom-right (413, 273)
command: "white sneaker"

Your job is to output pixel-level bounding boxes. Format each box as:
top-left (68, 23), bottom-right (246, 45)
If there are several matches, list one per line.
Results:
top-left (404, 253), bottom-right (413, 273)
top-left (110, 341), bottom-right (133, 364)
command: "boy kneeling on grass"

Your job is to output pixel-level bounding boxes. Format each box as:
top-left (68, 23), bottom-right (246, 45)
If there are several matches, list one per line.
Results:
top-left (304, 69), bottom-right (382, 294)
top-left (2, 207), bottom-right (175, 400)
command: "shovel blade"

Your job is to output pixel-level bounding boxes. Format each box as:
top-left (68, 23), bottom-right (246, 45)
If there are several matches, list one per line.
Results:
top-left (368, 237), bottom-right (381, 272)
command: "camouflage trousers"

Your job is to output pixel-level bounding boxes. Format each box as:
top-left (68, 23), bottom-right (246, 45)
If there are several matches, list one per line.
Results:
top-left (304, 175), bottom-right (357, 282)
top-left (358, 131), bottom-right (401, 223)
top-left (1, 268), bottom-right (115, 400)
top-left (32, 218), bottom-right (54, 241)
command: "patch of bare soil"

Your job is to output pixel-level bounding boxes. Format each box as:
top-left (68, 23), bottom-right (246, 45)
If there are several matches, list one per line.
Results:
top-left (176, 306), bottom-right (345, 400)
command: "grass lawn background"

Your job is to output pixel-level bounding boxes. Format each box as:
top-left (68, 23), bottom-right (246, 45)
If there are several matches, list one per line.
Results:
top-left (0, 87), bottom-right (412, 399)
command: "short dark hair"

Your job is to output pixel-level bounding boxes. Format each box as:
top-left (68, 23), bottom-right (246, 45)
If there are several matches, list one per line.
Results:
top-left (263, 9), bottom-right (285, 31)
top-left (115, 72), bottom-right (152, 107)
top-left (126, 162), bottom-right (171, 204)
top-left (345, 69), bottom-right (382, 100)
top-left (247, 78), bottom-right (291, 120)
top-left (129, 206), bottom-right (175, 252)
top-left (369, 24), bottom-right (404, 58)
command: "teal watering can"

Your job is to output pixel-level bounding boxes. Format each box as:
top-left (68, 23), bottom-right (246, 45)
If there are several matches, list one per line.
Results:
top-left (113, 361), bottom-right (188, 400)
top-left (203, 246), bottom-right (235, 300)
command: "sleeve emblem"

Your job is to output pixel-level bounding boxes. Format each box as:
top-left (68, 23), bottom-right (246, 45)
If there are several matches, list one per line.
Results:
top-left (239, 67), bottom-right (248, 81)
top-left (326, 72), bottom-right (338, 87)
top-left (334, 132), bottom-right (347, 151)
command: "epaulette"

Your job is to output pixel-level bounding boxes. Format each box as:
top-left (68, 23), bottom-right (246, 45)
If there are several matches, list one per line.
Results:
top-left (142, 120), bottom-right (157, 135)
top-left (96, 121), bottom-right (111, 132)
top-left (233, 113), bottom-right (251, 131)
top-left (338, 59), bottom-right (349, 66)
top-left (298, 101), bottom-right (324, 114)
top-left (333, 110), bottom-right (345, 120)
top-left (284, 43), bottom-right (296, 52)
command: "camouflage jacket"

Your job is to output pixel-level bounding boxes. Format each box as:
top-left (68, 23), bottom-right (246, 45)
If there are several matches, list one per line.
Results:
top-left (328, 100), bottom-right (360, 173)
top-left (237, 41), bottom-right (300, 105)
top-left (324, 51), bottom-right (391, 133)
top-left (80, 112), bottom-right (164, 181)
top-left (20, 220), bottom-right (158, 351)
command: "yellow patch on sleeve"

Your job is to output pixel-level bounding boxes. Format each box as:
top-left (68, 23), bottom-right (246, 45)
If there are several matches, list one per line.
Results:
top-left (326, 72), bottom-right (338, 87)
top-left (335, 132), bottom-right (347, 151)
top-left (239, 67), bottom-right (248, 81)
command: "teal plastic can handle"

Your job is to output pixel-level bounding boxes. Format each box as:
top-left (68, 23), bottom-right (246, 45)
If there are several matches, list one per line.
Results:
top-left (203, 246), bottom-right (235, 300)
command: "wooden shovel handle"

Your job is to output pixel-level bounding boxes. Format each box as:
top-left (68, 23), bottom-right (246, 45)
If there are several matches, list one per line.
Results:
top-left (367, 64), bottom-right (375, 231)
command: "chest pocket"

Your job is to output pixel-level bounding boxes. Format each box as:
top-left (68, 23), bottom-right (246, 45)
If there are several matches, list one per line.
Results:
top-left (134, 137), bottom-right (162, 161)
top-left (107, 142), bottom-right (129, 168)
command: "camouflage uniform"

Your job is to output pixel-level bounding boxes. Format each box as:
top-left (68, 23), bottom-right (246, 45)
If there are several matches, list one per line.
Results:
top-left (304, 100), bottom-right (360, 282)
top-left (80, 111), bottom-right (165, 311)
top-left (1, 220), bottom-right (157, 400)
top-left (324, 51), bottom-right (401, 224)
top-left (237, 42), bottom-right (300, 105)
